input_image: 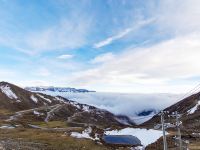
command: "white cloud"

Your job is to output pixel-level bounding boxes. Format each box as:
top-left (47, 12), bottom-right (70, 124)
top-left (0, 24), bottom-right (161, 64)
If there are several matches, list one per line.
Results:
top-left (93, 28), bottom-right (133, 49)
top-left (93, 18), bottom-right (155, 48)
top-left (0, 1), bottom-right (93, 55)
top-left (69, 33), bottom-right (200, 93)
top-left (41, 91), bottom-right (181, 120)
top-left (90, 52), bottom-right (114, 64)
top-left (57, 54), bottom-right (74, 59)
top-left (23, 18), bottom-right (91, 54)
top-left (0, 18), bottom-right (91, 54)
top-left (65, 0), bottom-right (200, 93)
top-left (155, 0), bottom-right (200, 35)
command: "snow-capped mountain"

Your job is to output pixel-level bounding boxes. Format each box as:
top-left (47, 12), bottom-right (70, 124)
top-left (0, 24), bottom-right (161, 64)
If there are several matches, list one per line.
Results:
top-left (0, 82), bottom-right (61, 111)
top-left (25, 86), bottom-right (95, 93)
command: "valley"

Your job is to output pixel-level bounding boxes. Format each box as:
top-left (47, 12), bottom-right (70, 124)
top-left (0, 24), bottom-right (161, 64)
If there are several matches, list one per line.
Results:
top-left (0, 82), bottom-right (200, 149)
top-left (0, 82), bottom-right (135, 149)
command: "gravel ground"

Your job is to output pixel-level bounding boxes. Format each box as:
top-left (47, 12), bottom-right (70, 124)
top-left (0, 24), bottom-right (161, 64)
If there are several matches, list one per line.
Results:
top-left (0, 139), bottom-right (48, 150)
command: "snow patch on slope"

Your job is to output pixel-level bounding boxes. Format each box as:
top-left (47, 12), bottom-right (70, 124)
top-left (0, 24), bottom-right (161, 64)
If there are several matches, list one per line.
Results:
top-left (0, 125), bottom-right (15, 129)
top-left (55, 96), bottom-right (65, 103)
top-left (68, 101), bottom-right (91, 111)
top-left (105, 128), bottom-right (165, 147)
top-left (188, 100), bottom-right (200, 114)
top-left (0, 85), bottom-right (18, 100)
top-left (82, 105), bottom-right (90, 112)
top-left (31, 95), bottom-right (38, 103)
top-left (37, 94), bottom-right (52, 103)
top-left (71, 127), bottom-right (93, 139)
top-left (69, 101), bottom-right (81, 109)
top-left (33, 110), bottom-right (44, 116)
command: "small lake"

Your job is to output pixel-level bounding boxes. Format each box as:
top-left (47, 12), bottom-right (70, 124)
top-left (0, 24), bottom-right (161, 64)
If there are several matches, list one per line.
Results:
top-left (102, 135), bottom-right (141, 146)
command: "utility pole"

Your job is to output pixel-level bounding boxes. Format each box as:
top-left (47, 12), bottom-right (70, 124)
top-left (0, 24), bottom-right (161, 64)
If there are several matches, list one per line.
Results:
top-left (170, 111), bottom-right (183, 150)
top-left (175, 111), bottom-right (182, 150)
top-left (161, 111), bottom-right (168, 150)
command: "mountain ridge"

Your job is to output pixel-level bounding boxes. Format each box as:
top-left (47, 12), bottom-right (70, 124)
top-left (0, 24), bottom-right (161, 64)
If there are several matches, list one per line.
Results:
top-left (25, 86), bottom-right (96, 93)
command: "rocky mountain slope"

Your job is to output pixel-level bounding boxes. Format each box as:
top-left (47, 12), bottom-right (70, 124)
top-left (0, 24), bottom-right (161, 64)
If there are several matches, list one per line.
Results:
top-left (0, 81), bottom-right (134, 127)
top-left (143, 92), bottom-right (200, 130)
top-left (0, 82), bottom-right (59, 112)
top-left (141, 92), bottom-right (200, 150)
top-left (0, 81), bottom-right (139, 149)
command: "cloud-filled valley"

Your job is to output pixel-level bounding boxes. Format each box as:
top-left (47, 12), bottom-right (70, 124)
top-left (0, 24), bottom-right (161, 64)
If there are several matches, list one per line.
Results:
top-left (42, 91), bottom-right (181, 123)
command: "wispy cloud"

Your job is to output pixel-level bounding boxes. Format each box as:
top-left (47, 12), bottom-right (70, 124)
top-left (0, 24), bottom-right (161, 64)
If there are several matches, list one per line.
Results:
top-left (57, 54), bottom-right (74, 59)
top-left (0, 1), bottom-right (93, 55)
top-left (93, 19), bottom-right (155, 48)
top-left (69, 33), bottom-right (200, 93)
top-left (155, 0), bottom-right (200, 35)
top-left (93, 28), bottom-right (133, 48)
top-left (24, 18), bottom-right (91, 54)
top-left (90, 52), bottom-right (114, 64)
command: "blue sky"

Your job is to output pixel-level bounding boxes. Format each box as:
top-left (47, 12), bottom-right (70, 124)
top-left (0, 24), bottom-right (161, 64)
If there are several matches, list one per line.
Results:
top-left (0, 0), bottom-right (200, 93)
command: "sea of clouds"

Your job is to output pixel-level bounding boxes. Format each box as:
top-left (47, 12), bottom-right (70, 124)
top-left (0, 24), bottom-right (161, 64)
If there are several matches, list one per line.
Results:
top-left (43, 92), bottom-right (182, 121)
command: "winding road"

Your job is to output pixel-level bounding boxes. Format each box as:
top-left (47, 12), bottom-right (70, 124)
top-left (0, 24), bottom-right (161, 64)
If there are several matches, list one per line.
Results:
top-left (6, 104), bottom-right (62, 122)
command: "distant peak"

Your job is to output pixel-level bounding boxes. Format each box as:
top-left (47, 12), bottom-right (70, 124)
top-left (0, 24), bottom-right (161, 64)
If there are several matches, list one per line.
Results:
top-left (0, 82), bottom-right (25, 91)
top-left (25, 86), bottom-right (96, 93)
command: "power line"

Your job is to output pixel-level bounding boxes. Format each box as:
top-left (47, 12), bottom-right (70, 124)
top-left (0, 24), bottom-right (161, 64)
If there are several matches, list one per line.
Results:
top-left (177, 83), bottom-right (200, 102)
top-left (174, 83), bottom-right (200, 117)
top-left (134, 83), bottom-right (200, 122)
top-left (157, 83), bottom-right (200, 118)
top-left (160, 83), bottom-right (200, 149)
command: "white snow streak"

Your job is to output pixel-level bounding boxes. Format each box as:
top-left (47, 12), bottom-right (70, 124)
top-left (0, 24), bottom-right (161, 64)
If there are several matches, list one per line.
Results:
top-left (71, 127), bottom-right (93, 139)
top-left (82, 105), bottom-right (90, 112)
top-left (188, 100), bottom-right (200, 114)
top-left (31, 95), bottom-right (38, 103)
top-left (37, 94), bottom-right (52, 103)
top-left (0, 125), bottom-right (15, 129)
top-left (55, 97), bottom-right (65, 102)
top-left (33, 110), bottom-right (41, 116)
top-left (0, 85), bottom-right (18, 99)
